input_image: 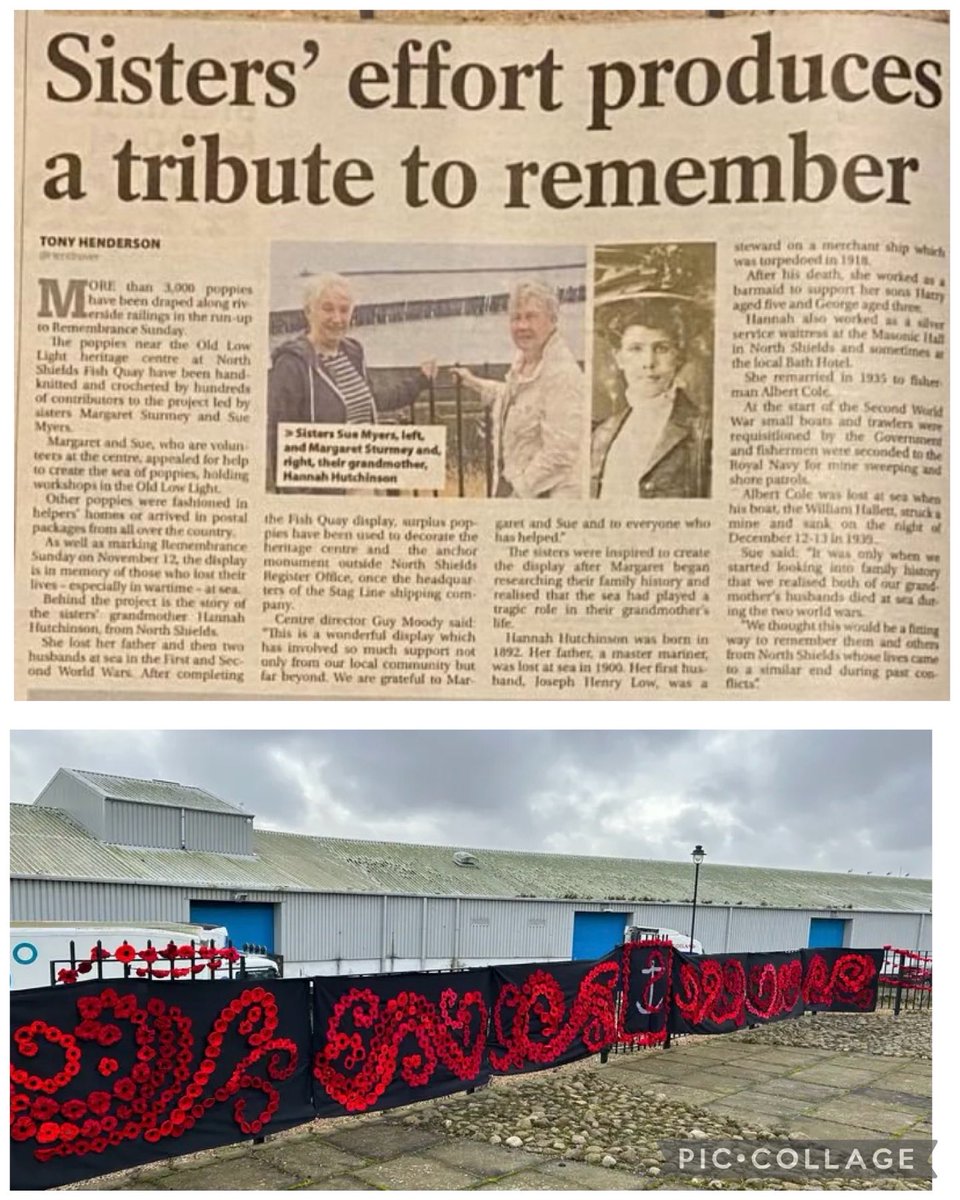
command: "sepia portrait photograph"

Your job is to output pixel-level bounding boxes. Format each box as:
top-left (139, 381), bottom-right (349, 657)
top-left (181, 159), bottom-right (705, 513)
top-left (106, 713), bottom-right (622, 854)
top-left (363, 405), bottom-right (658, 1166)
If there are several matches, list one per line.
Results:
top-left (591, 242), bottom-right (715, 500)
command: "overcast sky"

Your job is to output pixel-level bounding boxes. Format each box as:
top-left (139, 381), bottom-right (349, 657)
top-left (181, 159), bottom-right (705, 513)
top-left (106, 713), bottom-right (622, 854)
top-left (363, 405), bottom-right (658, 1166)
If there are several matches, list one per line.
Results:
top-left (9, 730), bottom-right (931, 878)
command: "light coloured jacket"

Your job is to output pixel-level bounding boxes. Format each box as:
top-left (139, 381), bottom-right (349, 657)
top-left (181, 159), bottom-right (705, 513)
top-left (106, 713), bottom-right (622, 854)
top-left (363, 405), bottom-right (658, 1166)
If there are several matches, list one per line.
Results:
top-left (479, 333), bottom-right (585, 498)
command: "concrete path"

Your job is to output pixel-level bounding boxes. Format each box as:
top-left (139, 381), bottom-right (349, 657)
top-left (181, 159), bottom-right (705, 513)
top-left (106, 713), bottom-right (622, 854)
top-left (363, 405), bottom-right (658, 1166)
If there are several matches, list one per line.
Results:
top-left (72, 1036), bottom-right (932, 1190)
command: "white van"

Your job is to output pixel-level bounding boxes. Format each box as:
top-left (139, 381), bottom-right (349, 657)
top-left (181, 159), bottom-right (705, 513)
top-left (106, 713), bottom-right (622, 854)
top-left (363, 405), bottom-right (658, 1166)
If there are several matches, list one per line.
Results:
top-left (625, 925), bottom-right (704, 955)
top-left (10, 921), bottom-right (281, 990)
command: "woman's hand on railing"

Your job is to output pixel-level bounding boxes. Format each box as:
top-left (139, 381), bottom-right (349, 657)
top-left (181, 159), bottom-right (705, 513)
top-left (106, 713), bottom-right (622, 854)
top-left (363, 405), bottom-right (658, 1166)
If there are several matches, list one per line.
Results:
top-left (449, 365), bottom-right (484, 394)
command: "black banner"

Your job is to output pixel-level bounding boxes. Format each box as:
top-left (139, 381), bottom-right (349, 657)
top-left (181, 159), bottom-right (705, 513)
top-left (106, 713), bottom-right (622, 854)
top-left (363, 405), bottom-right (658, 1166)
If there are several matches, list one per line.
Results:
top-left (312, 968), bottom-right (492, 1116)
top-left (801, 947), bottom-right (884, 1013)
top-left (488, 953), bottom-right (620, 1074)
top-left (669, 947), bottom-right (882, 1034)
top-left (670, 950), bottom-right (804, 1034)
top-left (618, 940), bottom-right (672, 1044)
top-left (10, 977), bottom-right (313, 1191)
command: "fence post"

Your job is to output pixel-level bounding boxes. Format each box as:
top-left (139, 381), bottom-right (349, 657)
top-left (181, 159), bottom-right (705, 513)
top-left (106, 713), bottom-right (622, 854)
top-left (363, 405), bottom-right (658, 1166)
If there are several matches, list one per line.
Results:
top-left (893, 950), bottom-right (905, 1018)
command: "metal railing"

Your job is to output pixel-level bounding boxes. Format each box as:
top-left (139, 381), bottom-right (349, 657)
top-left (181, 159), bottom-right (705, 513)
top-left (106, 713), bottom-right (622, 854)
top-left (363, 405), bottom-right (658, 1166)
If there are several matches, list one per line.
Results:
top-left (405, 369), bottom-right (498, 498)
top-left (47, 939), bottom-right (279, 986)
top-left (877, 945), bottom-right (932, 1013)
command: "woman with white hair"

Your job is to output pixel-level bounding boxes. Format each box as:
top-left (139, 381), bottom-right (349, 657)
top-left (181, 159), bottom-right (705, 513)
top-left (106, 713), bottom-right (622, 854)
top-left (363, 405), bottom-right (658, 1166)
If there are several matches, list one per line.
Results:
top-left (452, 280), bottom-right (585, 498)
top-left (266, 273), bottom-right (435, 491)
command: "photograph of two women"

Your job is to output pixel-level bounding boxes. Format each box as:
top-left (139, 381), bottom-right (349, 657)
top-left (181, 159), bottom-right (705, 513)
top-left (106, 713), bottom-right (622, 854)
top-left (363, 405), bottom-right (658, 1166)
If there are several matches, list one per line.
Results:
top-left (266, 241), bottom-right (714, 501)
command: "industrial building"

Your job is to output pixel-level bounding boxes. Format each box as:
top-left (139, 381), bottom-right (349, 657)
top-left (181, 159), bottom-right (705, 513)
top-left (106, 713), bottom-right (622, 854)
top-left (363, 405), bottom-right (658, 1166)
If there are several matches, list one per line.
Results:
top-left (10, 769), bottom-right (931, 977)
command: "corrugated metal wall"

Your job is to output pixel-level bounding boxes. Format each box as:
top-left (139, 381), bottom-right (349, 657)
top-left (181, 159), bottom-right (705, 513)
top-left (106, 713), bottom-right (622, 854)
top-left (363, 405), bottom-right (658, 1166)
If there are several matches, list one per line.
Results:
top-left (34, 771), bottom-right (105, 838)
top-left (459, 898), bottom-right (569, 960)
top-left (101, 801), bottom-right (253, 855)
top-left (425, 897), bottom-right (458, 962)
top-left (11, 878), bottom-right (186, 924)
top-left (851, 911), bottom-right (931, 953)
top-left (105, 800), bottom-right (181, 850)
top-left (182, 810), bottom-right (252, 855)
top-left (10, 878), bottom-right (931, 963)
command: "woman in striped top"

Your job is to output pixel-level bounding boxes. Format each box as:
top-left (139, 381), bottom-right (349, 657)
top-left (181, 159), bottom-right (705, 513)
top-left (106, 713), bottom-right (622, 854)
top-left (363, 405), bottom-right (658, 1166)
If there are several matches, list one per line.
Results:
top-left (266, 274), bottom-right (436, 492)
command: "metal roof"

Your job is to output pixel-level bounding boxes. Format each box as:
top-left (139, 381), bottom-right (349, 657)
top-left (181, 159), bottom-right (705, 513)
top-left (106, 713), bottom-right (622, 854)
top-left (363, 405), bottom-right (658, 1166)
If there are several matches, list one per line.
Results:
top-left (9, 804), bottom-right (930, 913)
top-left (10, 806), bottom-right (296, 890)
top-left (65, 769), bottom-right (249, 817)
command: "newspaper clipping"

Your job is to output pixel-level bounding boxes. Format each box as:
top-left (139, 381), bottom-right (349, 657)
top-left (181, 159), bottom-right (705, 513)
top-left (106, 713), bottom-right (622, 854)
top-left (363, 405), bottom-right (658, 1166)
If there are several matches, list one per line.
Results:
top-left (14, 10), bottom-right (949, 699)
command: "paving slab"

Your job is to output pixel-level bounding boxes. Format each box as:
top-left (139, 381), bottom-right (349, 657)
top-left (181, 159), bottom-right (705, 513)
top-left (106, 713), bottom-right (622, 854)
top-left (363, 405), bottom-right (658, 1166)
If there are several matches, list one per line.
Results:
top-left (606, 1059), bottom-right (681, 1079)
top-left (422, 1139), bottom-right (544, 1177)
top-left (257, 1135), bottom-right (369, 1180)
top-left (657, 1070), bottom-right (752, 1095)
top-left (777, 1117), bottom-right (898, 1141)
top-left (808, 1101), bottom-right (925, 1135)
top-left (687, 1062), bottom-right (785, 1083)
top-left (292, 1174), bottom-right (380, 1189)
top-left (151, 1156), bottom-right (297, 1190)
top-left (706, 1095), bottom-right (812, 1121)
top-left (475, 1169), bottom-right (589, 1190)
top-left (849, 1086), bottom-right (931, 1112)
top-left (883, 1074), bottom-right (933, 1097)
top-left (754, 1078), bottom-right (846, 1103)
top-left (537, 1159), bottom-right (648, 1188)
top-left (623, 1082), bottom-right (743, 1108)
top-left (665, 1044), bottom-right (741, 1061)
top-left (790, 1065), bottom-right (888, 1087)
top-left (322, 1121), bottom-right (443, 1161)
top-left (732, 1047), bottom-right (836, 1066)
top-left (834, 1054), bottom-right (906, 1072)
top-left (352, 1153), bottom-right (488, 1189)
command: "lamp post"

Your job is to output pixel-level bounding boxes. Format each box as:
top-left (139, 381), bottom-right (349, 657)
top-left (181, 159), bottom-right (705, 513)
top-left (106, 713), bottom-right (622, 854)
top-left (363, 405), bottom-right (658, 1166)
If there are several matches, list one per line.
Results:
top-left (689, 844), bottom-right (706, 952)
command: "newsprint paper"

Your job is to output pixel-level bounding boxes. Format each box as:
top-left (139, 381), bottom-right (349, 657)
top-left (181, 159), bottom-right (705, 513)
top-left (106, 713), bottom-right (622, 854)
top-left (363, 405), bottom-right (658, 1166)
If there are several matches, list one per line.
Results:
top-left (14, 10), bottom-right (949, 700)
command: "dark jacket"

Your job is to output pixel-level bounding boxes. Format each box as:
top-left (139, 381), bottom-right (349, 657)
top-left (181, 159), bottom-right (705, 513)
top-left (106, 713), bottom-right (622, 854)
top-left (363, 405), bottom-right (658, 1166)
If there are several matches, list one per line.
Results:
top-left (266, 335), bottom-right (426, 492)
top-left (592, 388), bottom-right (711, 499)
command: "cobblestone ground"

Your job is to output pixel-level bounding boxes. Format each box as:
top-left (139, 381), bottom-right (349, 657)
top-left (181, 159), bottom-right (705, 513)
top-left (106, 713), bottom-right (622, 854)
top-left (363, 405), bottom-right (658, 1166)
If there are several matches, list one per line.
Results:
top-left (721, 1009), bottom-right (931, 1060)
top-left (402, 1011), bottom-right (932, 1190)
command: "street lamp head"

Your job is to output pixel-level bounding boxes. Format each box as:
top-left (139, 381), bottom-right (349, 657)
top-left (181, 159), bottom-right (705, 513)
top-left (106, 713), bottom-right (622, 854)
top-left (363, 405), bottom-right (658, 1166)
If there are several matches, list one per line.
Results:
top-left (691, 844), bottom-right (706, 865)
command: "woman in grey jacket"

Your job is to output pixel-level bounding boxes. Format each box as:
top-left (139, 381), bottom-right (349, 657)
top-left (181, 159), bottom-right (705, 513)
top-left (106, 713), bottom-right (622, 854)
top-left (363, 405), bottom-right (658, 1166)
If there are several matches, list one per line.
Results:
top-left (266, 273), bottom-right (435, 492)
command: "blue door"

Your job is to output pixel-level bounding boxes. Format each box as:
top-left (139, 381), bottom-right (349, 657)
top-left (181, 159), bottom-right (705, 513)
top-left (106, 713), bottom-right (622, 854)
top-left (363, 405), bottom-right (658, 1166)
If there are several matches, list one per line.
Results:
top-left (190, 901), bottom-right (275, 953)
top-left (808, 918), bottom-right (847, 948)
top-left (571, 912), bottom-right (629, 960)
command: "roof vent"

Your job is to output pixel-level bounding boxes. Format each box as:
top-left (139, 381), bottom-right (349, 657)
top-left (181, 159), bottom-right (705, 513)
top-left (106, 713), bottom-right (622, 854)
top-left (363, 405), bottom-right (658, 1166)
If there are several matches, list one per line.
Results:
top-left (453, 851), bottom-right (479, 867)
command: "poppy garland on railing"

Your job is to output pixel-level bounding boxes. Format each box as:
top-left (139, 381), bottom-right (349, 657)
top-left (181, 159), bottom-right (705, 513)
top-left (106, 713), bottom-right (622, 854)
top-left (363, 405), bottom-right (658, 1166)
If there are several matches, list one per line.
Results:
top-left (312, 968), bottom-right (493, 1116)
top-left (311, 954), bottom-right (623, 1114)
top-left (800, 947), bottom-right (885, 1012)
top-left (53, 941), bottom-right (245, 984)
top-left (487, 955), bottom-right (621, 1073)
top-left (669, 946), bottom-right (884, 1033)
top-left (10, 978), bottom-right (314, 1191)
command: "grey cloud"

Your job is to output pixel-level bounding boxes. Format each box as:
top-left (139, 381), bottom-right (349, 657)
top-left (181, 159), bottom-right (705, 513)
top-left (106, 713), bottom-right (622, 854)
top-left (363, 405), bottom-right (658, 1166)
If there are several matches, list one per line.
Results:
top-left (9, 730), bottom-right (931, 877)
